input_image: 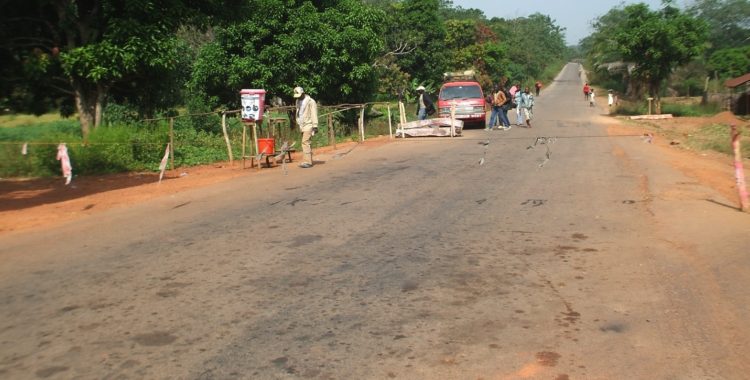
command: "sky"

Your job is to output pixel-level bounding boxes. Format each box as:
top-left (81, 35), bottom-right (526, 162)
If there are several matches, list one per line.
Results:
top-left (452, 0), bottom-right (683, 45)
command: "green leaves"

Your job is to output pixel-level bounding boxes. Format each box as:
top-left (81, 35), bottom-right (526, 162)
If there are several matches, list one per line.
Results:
top-left (190, 0), bottom-right (385, 108)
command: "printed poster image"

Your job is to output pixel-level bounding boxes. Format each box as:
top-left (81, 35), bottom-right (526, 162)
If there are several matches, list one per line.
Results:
top-left (241, 93), bottom-right (261, 121)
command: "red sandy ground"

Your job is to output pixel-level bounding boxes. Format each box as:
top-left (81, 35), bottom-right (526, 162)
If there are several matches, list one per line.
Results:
top-left (1, 113), bottom-right (748, 235)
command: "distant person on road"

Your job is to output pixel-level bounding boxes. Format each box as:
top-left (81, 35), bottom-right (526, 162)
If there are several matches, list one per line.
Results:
top-left (509, 83), bottom-right (519, 98)
top-left (415, 86), bottom-right (435, 120)
top-left (589, 88), bottom-right (596, 107)
top-left (499, 85), bottom-right (512, 130)
top-left (535, 81), bottom-right (542, 96)
top-left (521, 87), bottom-right (534, 128)
top-left (514, 88), bottom-right (523, 126)
top-left (294, 86), bottom-right (318, 169)
top-left (583, 83), bottom-right (590, 101)
top-left (487, 84), bottom-right (503, 130)
top-left (608, 90), bottom-right (615, 107)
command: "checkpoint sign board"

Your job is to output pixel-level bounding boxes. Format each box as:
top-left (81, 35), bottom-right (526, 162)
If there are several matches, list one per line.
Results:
top-left (240, 89), bottom-right (266, 121)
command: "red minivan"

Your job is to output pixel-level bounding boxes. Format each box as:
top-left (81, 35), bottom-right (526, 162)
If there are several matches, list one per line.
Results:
top-left (437, 72), bottom-right (486, 127)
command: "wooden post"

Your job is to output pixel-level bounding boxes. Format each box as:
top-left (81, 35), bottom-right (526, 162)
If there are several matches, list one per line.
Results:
top-left (221, 112), bottom-right (234, 164)
top-left (252, 121), bottom-right (259, 164)
top-left (450, 101), bottom-right (456, 137)
top-left (328, 113), bottom-right (335, 149)
top-left (169, 117), bottom-right (175, 170)
top-left (241, 122), bottom-right (247, 168)
top-left (398, 101), bottom-right (407, 138)
top-left (399, 101), bottom-right (407, 125)
top-left (387, 105), bottom-right (393, 139)
top-left (731, 124), bottom-right (749, 212)
top-left (359, 106), bottom-right (365, 142)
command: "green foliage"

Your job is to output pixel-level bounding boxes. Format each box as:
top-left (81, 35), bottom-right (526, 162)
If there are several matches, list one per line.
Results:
top-left (494, 14), bottom-right (567, 82)
top-left (583, 3), bottom-right (710, 101)
top-left (661, 102), bottom-right (722, 117)
top-left (392, 0), bottom-right (449, 85)
top-left (708, 46), bottom-right (750, 79)
top-left (0, 0), bottom-right (244, 133)
top-left (189, 0), bottom-right (385, 110)
top-left (614, 100), bottom-right (721, 117)
top-left (685, 123), bottom-right (750, 157)
top-left (688, 0), bottom-right (750, 52)
top-left (612, 4), bottom-right (709, 97)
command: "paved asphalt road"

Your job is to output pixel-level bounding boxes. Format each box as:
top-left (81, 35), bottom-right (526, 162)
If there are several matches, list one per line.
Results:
top-left (1, 63), bottom-right (749, 380)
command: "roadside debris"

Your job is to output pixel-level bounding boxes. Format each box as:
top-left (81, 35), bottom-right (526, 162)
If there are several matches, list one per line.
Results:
top-left (478, 139), bottom-right (489, 166)
top-left (527, 136), bottom-right (556, 168)
top-left (396, 118), bottom-right (463, 137)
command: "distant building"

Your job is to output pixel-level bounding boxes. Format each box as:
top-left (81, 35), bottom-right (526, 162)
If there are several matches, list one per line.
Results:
top-left (725, 73), bottom-right (750, 115)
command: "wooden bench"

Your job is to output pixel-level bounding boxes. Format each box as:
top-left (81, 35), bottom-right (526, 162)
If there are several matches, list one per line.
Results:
top-left (243, 149), bottom-right (297, 169)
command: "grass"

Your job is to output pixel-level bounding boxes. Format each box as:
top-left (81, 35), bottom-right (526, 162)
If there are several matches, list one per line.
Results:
top-left (613, 100), bottom-right (721, 117)
top-left (683, 123), bottom-right (750, 158)
top-left (0, 113), bottom-right (68, 128)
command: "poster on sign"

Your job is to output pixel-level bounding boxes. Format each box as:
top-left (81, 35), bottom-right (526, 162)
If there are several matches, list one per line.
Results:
top-left (240, 89), bottom-right (266, 122)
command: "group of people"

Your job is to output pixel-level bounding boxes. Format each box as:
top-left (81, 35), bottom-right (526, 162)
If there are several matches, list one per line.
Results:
top-left (584, 83), bottom-right (617, 108)
top-left (487, 82), bottom-right (535, 130)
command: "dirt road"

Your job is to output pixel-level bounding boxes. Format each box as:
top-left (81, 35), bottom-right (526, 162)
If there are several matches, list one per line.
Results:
top-left (1, 63), bottom-right (749, 379)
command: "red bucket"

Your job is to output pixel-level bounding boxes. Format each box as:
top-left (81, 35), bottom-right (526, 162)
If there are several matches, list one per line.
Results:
top-left (258, 138), bottom-right (275, 155)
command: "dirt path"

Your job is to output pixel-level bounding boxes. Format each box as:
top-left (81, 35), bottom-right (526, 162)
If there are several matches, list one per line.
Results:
top-left (0, 140), bottom-right (388, 235)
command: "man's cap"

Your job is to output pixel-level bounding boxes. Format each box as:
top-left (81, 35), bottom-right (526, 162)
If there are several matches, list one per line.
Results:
top-left (293, 86), bottom-right (304, 98)
top-left (416, 85), bottom-right (425, 91)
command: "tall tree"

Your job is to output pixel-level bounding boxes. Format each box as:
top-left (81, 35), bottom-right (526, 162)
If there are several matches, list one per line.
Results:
top-left (188, 0), bottom-right (385, 108)
top-left (0, 0), bottom-right (239, 137)
top-left (687, 0), bottom-right (750, 51)
top-left (610, 3), bottom-right (709, 111)
top-left (395, 0), bottom-right (448, 86)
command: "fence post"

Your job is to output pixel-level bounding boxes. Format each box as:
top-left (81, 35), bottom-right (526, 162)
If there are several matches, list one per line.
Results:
top-left (359, 106), bottom-right (365, 142)
top-left (328, 113), bottom-right (335, 149)
top-left (387, 104), bottom-right (393, 139)
top-left (731, 124), bottom-right (749, 212)
top-left (169, 117), bottom-right (175, 170)
top-left (221, 112), bottom-right (234, 164)
top-left (241, 123), bottom-right (247, 168)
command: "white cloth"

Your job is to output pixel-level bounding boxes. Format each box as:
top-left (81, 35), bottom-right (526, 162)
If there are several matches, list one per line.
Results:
top-left (56, 143), bottom-right (72, 185)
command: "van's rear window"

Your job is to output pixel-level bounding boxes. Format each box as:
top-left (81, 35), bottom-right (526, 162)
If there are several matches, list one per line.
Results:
top-left (440, 85), bottom-right (482, 100)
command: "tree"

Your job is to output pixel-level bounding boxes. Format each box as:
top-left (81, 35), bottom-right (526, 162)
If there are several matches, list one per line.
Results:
top-left (188, 0), bottom-right (385, 109)
top-left (687, 0), bottom-right (750, 51)
top-left (0, 0), bottom-right (240, 137)
top-left (394, 0), bottom-right (449, 86)
top-left (610, 3), bottom-right (709, 112)
top-left (708, 46), bottom-right (750, 78)
top-left (486, 14), bottom-right (566, 86)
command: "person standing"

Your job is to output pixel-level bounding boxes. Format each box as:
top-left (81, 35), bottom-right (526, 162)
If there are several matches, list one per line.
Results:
top-left (509, 83), bottom-right (519, 98)
top-left (608, 90), bottom-right (614, 107)
top-left (583, 83), bottom-right (590, 100)
top-left (589, 88), bottom-right (596, 107)
top-left (534, 80), bottom-right (542, 96)
top-left (514, 88), bottom-right (523, 126)
top-left (520, 87), bottom-right (533, 128)
top-left (499, 85), bottom-right (512, 130)
top-left (488, 85), bottom-right (509, 131)
top-left (294, 86), bottom-right (318, 168)
top-left (415, 85), bottom-right (434, 120)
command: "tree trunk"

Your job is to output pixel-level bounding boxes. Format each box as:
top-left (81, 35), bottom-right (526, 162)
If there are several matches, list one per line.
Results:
top-left (650, 81), bottom-right (661, 115)
top-left (72, 79), bottom-right (107, 139)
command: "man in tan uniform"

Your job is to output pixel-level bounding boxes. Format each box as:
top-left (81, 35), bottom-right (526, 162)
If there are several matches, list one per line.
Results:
top-left (293, 86), bottom-right (318, 168)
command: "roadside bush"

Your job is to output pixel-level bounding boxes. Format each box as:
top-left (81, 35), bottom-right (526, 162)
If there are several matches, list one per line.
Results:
top-left (661, 102), bottom-right (721, 117)
top-left (0, 120), bottom-right (81, 177)
top-left (685, 123), bottom-right (750, 158)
